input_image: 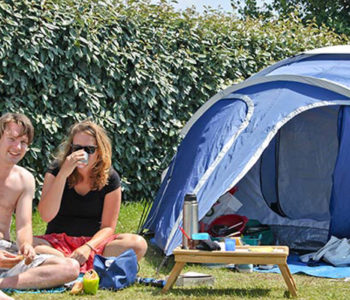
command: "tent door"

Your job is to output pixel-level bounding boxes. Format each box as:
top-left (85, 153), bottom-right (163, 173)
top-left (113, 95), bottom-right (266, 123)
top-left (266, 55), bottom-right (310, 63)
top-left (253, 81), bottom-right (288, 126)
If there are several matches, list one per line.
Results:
top-left (260, 131), bottom-right (287, 217)
top-left (330, 106), bottom-right (350, 238)
top-left (261, 106), bottom-right (339, 221)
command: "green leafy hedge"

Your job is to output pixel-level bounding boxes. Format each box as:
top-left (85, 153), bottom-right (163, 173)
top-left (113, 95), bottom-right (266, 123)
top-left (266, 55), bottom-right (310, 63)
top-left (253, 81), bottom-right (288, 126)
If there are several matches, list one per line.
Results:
top-left (0, 0), bottom-right (347, 203)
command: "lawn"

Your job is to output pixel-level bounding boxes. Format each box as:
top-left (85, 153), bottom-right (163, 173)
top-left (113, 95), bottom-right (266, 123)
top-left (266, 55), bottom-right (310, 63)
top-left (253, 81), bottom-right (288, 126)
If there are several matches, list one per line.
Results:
top-left (8, 202), bottom-right (350, 300)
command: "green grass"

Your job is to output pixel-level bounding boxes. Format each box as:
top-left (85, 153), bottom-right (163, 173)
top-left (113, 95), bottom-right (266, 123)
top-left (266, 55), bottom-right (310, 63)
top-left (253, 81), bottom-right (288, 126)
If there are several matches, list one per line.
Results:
top-left (7, 202), bottom-right (350, 299)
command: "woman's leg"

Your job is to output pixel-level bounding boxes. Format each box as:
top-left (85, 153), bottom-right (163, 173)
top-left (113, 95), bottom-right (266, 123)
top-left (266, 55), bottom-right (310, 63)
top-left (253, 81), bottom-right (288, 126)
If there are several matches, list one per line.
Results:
top-left (103, 234), bottom-right (147, 261)
top-left (33, 237), bottom-right (64, 257)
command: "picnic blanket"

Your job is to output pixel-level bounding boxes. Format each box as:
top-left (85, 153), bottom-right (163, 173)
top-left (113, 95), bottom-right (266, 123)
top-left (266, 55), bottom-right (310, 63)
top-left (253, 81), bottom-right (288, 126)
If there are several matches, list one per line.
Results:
top-left (2, 274), bottom-right (84, 295)
top-left (3, 287), bottom-right (66, 294)
top-left (255, 253), bottom-right (350, 279)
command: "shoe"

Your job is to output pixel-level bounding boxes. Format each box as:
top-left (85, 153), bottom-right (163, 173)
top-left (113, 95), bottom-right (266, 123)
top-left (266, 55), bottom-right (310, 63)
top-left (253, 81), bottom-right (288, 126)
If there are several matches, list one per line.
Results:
top-left (236, 264), bottom-right (253, 273)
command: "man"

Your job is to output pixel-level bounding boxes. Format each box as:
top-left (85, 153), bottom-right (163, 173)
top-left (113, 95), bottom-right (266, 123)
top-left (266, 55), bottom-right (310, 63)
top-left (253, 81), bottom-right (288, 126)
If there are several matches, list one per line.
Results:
top-left (0, 113), bottom-right (79, 300)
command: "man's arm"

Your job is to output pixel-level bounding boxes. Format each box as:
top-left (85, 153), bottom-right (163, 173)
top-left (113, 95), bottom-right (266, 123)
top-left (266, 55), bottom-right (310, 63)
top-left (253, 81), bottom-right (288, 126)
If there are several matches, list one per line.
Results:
top-left (15, 170), bottom-right (36, 261)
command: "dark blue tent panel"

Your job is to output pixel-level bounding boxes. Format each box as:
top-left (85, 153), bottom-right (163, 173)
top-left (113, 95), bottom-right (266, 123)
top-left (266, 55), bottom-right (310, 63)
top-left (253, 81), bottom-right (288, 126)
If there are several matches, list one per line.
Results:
top-left (330, 106), bottom-right (350, 238)
top-left (260, 134), bottom-right (285, 217)
top-left (146, 98), bottom-right (249, 249)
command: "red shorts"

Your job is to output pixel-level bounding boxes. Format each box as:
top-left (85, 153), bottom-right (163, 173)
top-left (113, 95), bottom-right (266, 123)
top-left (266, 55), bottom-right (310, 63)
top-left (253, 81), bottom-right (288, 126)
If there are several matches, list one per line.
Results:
top-left (35, 233), bottom-right (118, 273)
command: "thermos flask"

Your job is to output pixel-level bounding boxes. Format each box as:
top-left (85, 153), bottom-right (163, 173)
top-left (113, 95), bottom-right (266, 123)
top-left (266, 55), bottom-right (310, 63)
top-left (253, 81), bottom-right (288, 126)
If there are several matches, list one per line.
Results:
top-left (182, 193), bottom-right (198, 249)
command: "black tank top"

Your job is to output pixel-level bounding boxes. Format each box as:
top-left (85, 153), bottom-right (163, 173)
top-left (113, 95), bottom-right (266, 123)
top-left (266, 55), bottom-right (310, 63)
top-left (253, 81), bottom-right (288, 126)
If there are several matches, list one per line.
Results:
top-left (45, 164), bottom-right (121, 236)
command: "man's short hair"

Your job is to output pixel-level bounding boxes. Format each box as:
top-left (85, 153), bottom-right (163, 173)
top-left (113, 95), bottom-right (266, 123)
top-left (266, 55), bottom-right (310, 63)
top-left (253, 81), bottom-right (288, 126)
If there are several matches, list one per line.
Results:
top-left (0, 113), bottom-right (34, 144)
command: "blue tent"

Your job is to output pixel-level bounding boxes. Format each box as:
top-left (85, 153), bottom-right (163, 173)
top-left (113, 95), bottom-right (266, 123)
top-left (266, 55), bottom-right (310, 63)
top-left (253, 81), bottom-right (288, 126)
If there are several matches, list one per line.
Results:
top-left (142, 45), bottom-right (350, 256)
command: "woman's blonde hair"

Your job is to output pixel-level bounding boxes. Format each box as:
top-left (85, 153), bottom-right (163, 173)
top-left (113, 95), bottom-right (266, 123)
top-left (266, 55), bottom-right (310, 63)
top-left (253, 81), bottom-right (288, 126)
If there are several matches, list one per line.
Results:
top-left (55, 120), bottom-right (112, 190)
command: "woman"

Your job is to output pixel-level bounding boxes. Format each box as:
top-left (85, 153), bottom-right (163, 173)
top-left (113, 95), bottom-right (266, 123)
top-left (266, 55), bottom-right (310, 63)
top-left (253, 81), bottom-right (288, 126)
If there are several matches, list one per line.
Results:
top-left (34, 120), bottom-right (147, 272)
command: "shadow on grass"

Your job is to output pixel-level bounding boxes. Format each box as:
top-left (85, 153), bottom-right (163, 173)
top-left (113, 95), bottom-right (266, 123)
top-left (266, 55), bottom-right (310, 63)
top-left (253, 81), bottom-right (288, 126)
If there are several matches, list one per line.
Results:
top-left (153, 287), bottom-right (271, 298)
top-left (143, 238), bottom-right (175, 275)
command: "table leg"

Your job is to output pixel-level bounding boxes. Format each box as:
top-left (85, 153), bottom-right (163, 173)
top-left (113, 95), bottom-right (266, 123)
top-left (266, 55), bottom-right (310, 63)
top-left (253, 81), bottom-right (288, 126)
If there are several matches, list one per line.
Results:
top-left (284, 262), bottom-right (297, 291)
top-left (278, 264), bottom-right (297, 297)
top-left (162, 262), bottom-right (186, 293)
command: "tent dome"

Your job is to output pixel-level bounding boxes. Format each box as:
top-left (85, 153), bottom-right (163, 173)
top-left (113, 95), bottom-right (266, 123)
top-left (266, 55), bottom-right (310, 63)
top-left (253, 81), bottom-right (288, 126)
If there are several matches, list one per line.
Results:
top-left (142, 45), bottom-right (350, 255)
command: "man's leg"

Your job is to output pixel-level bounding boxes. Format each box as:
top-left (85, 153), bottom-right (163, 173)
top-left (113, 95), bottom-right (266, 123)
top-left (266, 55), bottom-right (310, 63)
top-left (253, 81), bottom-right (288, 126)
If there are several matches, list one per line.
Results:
top-left (33, 237), bottom-right (65, 257)
top-left (103, 233), bottom-right (147, 261)
top-left (0, 256), bottom-right (79, 289)
top-left (0, 290), bottom-right (13, 300)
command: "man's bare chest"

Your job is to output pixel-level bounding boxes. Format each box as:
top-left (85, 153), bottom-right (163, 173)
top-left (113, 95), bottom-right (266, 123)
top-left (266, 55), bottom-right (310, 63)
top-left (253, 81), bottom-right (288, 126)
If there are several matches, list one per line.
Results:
top-left (0, 179), bottom-right (23, 210)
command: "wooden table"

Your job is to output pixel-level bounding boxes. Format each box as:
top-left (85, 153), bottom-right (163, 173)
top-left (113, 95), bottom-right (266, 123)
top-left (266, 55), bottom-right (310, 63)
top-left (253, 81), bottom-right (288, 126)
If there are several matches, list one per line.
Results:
top-left (162, 246), bottom-right (297, 297)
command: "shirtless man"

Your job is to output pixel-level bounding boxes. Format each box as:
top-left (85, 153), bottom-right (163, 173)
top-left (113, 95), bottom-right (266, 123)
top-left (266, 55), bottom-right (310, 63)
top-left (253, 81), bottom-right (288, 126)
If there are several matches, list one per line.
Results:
top-left (0, 113), bottom-right (80, 300)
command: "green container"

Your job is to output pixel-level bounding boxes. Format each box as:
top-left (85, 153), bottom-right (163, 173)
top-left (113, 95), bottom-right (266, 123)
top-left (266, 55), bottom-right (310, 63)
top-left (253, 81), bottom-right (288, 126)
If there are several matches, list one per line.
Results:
top-left (83, 270), bottom-right (100, 295)
top-left (243, 219), bottom-right (274, 245)
top-left (241, 234), bottom-right (262, 246)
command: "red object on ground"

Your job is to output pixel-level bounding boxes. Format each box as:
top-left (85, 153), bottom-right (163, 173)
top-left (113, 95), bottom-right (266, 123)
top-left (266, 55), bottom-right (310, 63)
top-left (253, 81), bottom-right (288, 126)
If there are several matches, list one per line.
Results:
top-left (207, 214), bottom-right (248, 237)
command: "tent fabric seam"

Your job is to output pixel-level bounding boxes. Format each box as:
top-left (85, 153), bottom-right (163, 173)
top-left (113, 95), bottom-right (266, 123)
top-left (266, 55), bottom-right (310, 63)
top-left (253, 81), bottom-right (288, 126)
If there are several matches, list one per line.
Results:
top-left (193, 95), bottom-right (255, 194)
top-left (180, 75), bottom-right (350, 138)
top-left (247, 54), bottom-right (313, 80)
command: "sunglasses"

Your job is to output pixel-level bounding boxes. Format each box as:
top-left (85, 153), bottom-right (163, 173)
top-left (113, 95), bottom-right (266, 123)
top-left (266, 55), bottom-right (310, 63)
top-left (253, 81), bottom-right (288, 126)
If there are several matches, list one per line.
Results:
top-left (71, 144), bottom-right (97, 154)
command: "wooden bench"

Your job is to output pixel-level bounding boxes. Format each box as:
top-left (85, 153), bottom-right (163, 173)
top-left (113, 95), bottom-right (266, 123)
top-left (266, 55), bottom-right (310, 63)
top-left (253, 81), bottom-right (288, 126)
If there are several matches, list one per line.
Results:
top-left (162, 246), bottom-right (297, 297)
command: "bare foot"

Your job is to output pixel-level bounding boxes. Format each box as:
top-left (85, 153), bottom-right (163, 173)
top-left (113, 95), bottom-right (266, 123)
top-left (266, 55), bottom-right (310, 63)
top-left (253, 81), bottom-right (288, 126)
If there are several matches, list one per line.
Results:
top-left (0, 290), bottom-right (13, 300)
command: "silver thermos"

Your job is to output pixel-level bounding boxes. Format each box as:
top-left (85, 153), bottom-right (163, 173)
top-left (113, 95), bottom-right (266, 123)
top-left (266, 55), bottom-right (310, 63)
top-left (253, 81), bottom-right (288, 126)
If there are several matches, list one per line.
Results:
top-left (182, 193), bottom-right (198, 249)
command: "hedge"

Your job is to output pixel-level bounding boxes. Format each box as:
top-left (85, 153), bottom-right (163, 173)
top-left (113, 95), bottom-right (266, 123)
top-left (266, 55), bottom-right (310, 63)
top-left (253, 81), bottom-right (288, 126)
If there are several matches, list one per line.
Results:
top-left (0, 0), bottom-right (348, 203)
